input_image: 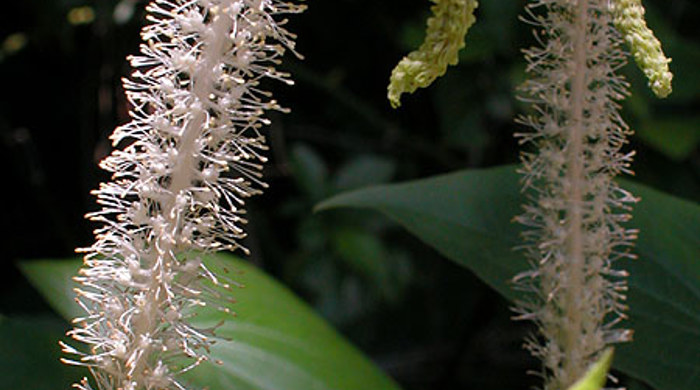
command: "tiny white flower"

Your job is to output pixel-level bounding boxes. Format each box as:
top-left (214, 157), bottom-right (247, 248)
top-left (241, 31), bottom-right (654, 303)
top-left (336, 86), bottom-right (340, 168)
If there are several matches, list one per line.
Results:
top-left (514, 1), bottom-right (637, 389)
top-left (63, 1), bottom-right (305, 389)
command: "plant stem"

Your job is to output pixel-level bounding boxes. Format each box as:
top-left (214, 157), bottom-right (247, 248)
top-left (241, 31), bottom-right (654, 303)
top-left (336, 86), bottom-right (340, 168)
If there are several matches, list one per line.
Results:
top-left (562, 0), bottom-right (588, 385)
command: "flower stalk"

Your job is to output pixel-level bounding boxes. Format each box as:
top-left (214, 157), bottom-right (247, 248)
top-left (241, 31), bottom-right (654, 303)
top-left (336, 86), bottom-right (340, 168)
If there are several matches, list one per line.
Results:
top-left (61, 1), bottom-right (304, 389)
top-left (514, 1), bottom-right (639, 388)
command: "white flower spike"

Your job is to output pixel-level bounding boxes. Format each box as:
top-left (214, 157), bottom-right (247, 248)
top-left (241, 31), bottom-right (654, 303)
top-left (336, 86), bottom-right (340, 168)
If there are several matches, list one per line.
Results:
top-left (515, 1), bottom-right (637, 389)
top-left (62, 1), bottom-right (304, 389)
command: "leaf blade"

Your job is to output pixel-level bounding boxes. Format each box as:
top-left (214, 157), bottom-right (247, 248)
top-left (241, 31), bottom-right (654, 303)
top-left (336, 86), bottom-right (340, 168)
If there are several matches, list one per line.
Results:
top-left (19, 254), bottom-right (402, 390)
top-left (317, 165), bottom-right (700, 390)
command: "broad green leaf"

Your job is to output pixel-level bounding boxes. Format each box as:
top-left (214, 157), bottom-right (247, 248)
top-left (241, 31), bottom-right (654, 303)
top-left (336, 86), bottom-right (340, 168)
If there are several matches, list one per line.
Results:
top-left (0, 315), bottom-right (86, 389)
top-left (318, 165), bottom-right (523, 300)
top-left (316, 165), bottom-right (700, 390)
top-left (568, 348), bottom-right (614, 390)
top-left (18, 254), bottom-right (401, 390)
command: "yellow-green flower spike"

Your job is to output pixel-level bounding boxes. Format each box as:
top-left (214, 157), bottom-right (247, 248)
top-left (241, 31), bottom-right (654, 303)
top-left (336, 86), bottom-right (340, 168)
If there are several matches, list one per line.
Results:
top-left (611, 0), bottom-right (673, 98)
top-left (387, 0), bottom-right (478, 108)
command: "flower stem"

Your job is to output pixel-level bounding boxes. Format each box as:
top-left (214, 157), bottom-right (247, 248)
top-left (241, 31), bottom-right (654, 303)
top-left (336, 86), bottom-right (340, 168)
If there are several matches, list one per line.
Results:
top-left (562, 0), bottom-right (589, 384)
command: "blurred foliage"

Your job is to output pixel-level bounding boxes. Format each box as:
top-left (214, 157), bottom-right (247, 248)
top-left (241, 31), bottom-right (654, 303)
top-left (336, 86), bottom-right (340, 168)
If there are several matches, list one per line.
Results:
top-left (317, 166), bottom-right (700, 390)
top-left (0, 1), bottom-right (697, 390)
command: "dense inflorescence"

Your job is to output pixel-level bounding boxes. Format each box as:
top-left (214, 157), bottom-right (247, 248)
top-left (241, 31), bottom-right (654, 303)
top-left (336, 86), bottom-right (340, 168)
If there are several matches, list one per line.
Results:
top-left (387, 0), bottom-right (479, 108)
top-left (513, 1), bottom-right (638, 389)
top-left (61, 1), bottom-right (304, 389)
top-left (610, 0), bottom-right (673, 98)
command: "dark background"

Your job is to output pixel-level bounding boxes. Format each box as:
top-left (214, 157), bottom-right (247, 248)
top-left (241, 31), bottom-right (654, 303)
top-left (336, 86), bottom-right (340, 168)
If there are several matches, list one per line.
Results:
top-left (1, 0), bottom-right (698, 389)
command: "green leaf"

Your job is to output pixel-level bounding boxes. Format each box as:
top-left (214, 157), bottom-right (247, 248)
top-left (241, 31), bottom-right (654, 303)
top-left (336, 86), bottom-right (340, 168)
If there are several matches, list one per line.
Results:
top-left (316, 165), bottom-right (700, 390)
top-left (318, 165), bottom-right (523, 300)
top-left (568, 348), bottom-right (614, 390)
top-left (18, 254), bottom-right (401, 390)
top-left (0, 315), bottom-right (87, 389)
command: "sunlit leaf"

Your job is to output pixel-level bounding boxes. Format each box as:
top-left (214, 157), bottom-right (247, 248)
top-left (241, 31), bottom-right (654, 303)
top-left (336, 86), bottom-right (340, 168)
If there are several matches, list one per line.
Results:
top-left (19, 254), bottom-right (401, 390)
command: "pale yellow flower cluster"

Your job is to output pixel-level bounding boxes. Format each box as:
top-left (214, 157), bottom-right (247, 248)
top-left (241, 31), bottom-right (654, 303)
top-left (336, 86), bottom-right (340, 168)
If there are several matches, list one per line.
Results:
top-left (611, 0), bottom-right (673, 98)
top-left (387, 0), bottom-right (478, 108)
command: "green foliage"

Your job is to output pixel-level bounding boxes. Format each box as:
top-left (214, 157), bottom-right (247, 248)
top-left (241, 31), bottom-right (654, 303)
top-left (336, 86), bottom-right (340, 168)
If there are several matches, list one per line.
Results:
top-left (635, 116), bottom-right (700, 162)
top-left (1, 1), bottom-right (697, 389)
top-left (317, 165), bottom-right (700, 390)
top-left (18, 254), bottom-right (401, 390)
top-left (284, 144), bottom-right (412, 323)
top-left (0, 316), bottom-right (85, 390)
